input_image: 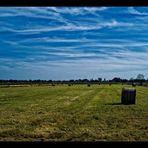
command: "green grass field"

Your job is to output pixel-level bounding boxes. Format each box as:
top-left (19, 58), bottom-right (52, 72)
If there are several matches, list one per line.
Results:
top-left (0, 84), bottom-right (148, 141)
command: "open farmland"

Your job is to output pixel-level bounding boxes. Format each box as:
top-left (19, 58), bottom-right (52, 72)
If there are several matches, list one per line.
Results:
top-left (0, 84), bottom-right (148, 141)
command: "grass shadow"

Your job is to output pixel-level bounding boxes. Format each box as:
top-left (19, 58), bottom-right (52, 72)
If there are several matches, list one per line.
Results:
top-left (105, 102), bottom-right (122, 105)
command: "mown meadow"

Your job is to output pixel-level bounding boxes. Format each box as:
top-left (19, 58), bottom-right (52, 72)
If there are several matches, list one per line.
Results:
top-left (0, 84), bottom-right (147, 141)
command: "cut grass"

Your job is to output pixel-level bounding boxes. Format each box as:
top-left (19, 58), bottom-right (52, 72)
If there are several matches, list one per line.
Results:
top-left (0, 84), bottom-right (148, 141)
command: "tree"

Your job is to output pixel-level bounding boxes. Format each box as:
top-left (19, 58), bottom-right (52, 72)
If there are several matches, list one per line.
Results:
top-left (129, 78), bottom-right (134, 82)
top-left (136, 74), bottom-right (145, 86)
top-left (136, 74), bottom-right (145, 80)
top-left (103, 78), bottom-right (106, 82)
top-left (112, 77), bottom-right (121, 82)
top-left (98, 78), bottom-right (102, 82)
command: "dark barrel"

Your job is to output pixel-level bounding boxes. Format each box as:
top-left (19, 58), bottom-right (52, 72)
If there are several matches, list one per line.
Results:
top-left (121, 88), bottom-right (136, 104)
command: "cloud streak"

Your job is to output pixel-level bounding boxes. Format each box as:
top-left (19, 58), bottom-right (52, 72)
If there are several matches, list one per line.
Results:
top-left (0, 7), bottom-right (148, 80)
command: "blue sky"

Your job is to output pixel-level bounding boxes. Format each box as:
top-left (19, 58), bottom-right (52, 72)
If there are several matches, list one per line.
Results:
top-left (0, 7), bottom-right (148, 80)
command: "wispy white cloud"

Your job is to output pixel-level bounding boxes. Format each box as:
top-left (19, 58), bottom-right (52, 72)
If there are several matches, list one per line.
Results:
top-left (0, 19), bottom-right (133, 35)
top-left (128, 7), bottom-right (148, 16)
top-left (48, 7), bottom-right (108, 15)
top-left (0, 7), bottom-right (148, 80)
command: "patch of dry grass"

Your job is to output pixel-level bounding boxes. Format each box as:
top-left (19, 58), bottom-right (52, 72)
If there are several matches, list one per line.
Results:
top-left (0, 84), bottom-right (147, 141)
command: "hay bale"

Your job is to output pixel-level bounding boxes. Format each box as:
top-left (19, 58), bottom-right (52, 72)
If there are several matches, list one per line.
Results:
top-left (121, 88), bottom-right (136, 104)
top-left (68, 84), bottom-right (71, 86)
top-left (87, 84), bottom-right (90, 87)
top-left (132, 83), bottom-right (136, 87)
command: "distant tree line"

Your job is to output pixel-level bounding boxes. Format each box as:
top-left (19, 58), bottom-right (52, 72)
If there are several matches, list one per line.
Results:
top-left (0, 74), bottom-right (147, 86)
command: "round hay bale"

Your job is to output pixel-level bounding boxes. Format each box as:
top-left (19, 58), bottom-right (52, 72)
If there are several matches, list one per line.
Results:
top-left (132, 83), bottom-right (136, 87)
top-left (121, 88), bottom-right (136, 104)
top-left (87, 84), bottom-right (90, 87)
